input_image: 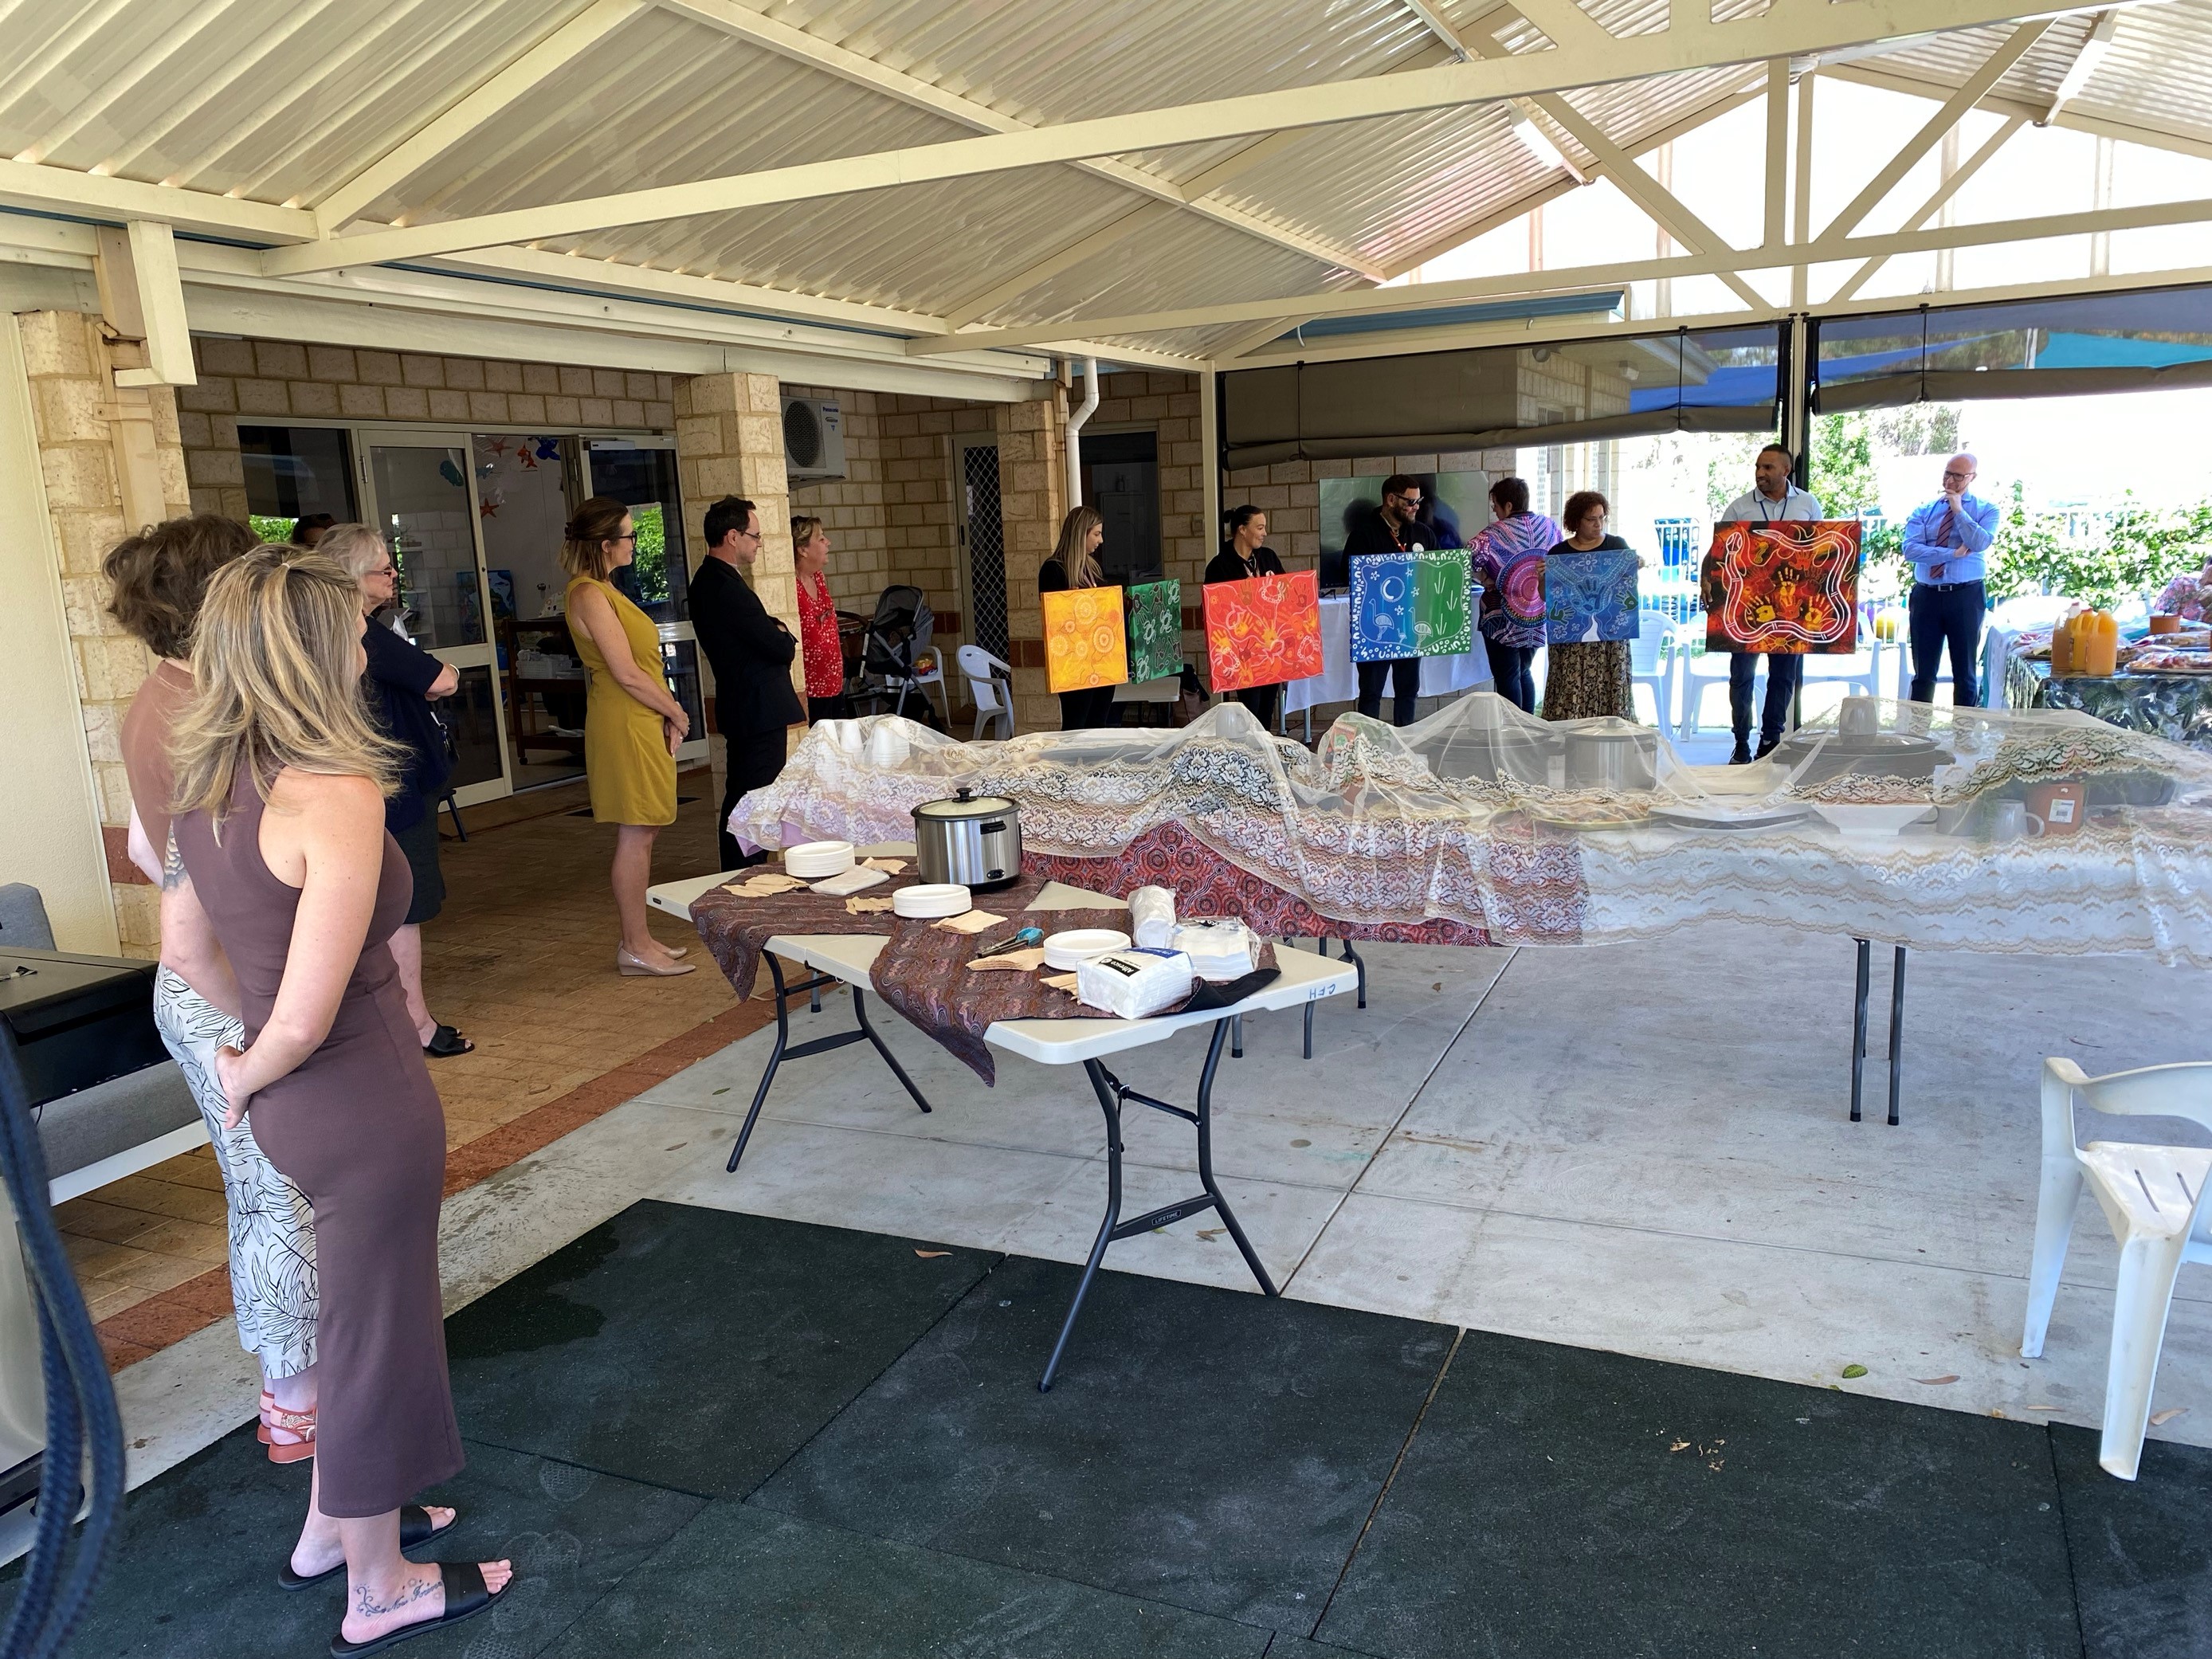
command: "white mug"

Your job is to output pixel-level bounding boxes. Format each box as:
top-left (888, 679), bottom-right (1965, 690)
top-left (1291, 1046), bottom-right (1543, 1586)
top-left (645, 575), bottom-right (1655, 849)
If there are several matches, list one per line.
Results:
top-left (1990, 800), bottom-right (2027, 841)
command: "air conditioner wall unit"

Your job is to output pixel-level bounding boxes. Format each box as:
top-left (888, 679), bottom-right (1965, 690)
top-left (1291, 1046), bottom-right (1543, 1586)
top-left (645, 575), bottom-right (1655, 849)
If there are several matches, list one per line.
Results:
top-left (781, 395), bottom-right (847, 483)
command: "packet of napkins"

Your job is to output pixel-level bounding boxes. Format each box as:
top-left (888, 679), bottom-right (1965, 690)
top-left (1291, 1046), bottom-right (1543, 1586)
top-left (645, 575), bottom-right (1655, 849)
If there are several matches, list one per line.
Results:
top-left (1171, 918), bottom-right (1257, 982)
top-left (1128, 885), bottom-right (1177, 949)
top-left (1077, 947), bottom-right (1195, 1019)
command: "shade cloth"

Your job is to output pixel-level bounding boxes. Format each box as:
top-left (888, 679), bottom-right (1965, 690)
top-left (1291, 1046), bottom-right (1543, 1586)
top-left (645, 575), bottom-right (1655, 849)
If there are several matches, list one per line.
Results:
top-left (734, 699), bottom-right (2212, 968)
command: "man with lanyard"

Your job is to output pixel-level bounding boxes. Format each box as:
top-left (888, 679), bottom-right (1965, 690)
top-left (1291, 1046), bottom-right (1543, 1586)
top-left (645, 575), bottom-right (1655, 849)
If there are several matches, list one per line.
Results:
top-left (1346, 473), bottom-right (1430, 727)
top-left (1900, 452), bottom-right (1998, 706)
top-left (1719, 444), bottom-right (1824, 763)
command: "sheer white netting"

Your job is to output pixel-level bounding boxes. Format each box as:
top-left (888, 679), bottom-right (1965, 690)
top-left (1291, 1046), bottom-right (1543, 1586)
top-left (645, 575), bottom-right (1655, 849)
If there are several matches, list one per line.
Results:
top-left (731, 693), bottom-right (2212, 965)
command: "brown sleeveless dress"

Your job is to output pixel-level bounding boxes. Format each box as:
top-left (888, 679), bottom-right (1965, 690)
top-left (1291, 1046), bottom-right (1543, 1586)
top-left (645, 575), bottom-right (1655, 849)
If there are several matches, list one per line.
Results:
top-left (174, 774), bottom-right (463, 1517)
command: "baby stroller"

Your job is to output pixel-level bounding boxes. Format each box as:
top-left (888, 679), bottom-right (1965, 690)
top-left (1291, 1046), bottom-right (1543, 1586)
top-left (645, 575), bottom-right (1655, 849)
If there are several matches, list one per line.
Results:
top-left (854, 585), bottom-right (948, 726)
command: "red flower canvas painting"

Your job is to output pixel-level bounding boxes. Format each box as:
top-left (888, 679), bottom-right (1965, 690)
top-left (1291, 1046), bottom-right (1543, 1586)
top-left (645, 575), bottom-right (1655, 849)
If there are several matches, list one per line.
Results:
top-left (1204, 569), bottom-right (1324, 692)
top-left (1701, 521), bottom-right (1861, 654)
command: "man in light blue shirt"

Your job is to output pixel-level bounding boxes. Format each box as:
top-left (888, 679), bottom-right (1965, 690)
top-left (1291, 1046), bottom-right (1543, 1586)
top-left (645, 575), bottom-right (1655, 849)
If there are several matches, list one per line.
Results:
top-left (1900, 452), bottom-right (1999, 705)
top-left (1717, 443), bottom-right (1824, 763)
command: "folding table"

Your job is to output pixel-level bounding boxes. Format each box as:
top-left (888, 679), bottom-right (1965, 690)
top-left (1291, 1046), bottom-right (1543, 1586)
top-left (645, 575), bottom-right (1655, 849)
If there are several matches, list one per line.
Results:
top-left (649, 873), bottom-right (1359, 1389)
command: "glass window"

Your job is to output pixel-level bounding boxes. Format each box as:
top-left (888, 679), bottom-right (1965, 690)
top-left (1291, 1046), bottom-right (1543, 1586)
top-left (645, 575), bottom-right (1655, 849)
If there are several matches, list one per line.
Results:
top-left (369, 445), bottom-right (483, 649)
top-left (586, 441), bottom-right (688, 622)
top-left (1080, 429), bottom-right (1161, 585)
top-left (239, 426), bottom-right (356, 543)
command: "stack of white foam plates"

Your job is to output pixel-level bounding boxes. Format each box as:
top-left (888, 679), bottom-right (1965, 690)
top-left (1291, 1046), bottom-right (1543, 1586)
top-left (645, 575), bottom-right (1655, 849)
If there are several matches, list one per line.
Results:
top-left (784, 840), bottom-right (855, 880)
top-left (892, 883), bottom-right (971, 920)
top-left (1042, 928), bottom-right (1131, 971)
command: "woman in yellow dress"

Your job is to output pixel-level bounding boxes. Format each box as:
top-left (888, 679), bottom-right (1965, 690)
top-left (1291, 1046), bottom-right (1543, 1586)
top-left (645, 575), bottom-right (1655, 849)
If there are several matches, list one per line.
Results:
top-left (560, 496), bottom-right (695, 977)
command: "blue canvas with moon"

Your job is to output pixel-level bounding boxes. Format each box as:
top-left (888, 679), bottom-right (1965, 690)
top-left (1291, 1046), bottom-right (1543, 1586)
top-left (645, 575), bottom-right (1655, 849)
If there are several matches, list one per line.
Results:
top-left (1544, 547), bottom-right (1641, 644)
top-left (1350, 553), bottom-right (1419, 662)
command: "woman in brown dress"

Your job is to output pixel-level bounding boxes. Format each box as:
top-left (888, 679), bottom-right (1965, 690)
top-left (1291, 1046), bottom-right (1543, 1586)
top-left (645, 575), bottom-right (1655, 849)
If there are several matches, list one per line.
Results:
top-left (1542, 490), bottom-right (1638, 722)
top-left (170, 546), bottom-right (512, 1653)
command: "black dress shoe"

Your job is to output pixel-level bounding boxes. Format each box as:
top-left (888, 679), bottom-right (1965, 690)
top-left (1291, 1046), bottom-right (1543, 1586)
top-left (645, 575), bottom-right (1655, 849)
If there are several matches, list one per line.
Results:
top-left (1728, 739), bottom-right (1752, 765)
top-left (1754, 735), bottom-right (1781, 760)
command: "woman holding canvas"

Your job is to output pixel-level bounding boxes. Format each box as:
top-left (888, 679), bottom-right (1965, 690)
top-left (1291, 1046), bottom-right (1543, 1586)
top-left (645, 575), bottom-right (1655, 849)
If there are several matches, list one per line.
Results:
top-left (1543, 491), bottom-right (1637, 721)
top-left (1038, 506), bottom-right (1118, 731)
top-left (1206, 504), bottom-right (1287, 731)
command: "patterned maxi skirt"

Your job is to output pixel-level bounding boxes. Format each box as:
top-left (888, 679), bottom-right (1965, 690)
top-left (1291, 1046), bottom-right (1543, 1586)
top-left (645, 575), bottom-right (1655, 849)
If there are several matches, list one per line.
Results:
top-left (1543, 639), bottom-right (1634, 721)
top-left (151, 968), bottom-right (319, 1377)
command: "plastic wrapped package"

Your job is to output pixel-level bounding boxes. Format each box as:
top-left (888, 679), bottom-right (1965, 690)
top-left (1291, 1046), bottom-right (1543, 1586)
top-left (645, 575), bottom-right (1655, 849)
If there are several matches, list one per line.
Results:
top-left (1128, 885), bottom-right (1177, 948)
top-left (1077, 948), bottom-right (1195, 1019)
top-left (1172, 918), bottom-right (1257, 981)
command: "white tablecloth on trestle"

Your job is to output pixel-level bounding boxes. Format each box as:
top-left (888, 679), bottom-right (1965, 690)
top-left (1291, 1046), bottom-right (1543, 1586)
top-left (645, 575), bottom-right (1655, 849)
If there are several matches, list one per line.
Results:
top-left (1280, 594), bottom-right (1492, 716)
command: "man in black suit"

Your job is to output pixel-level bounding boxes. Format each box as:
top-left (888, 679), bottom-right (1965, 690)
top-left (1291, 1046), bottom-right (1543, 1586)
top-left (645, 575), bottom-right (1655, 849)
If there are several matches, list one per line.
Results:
top-left (692, 494), bottom-right (804, 869)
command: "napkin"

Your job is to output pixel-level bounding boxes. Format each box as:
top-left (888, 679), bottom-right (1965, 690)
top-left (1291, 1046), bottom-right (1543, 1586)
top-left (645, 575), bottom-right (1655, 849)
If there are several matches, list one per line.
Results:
top-left (967, 947), bottom-right (1047, 972)
top-left (1041, 973), bottom-right (1081, 994)
top-left (931, 909), bottom-right (1004, 935)
top-left (724, 873), bottom-right (807, 897)
top-left (845, 896), bottom-right (896, 915)
top-left (861, 857), bottom-right (908, 873)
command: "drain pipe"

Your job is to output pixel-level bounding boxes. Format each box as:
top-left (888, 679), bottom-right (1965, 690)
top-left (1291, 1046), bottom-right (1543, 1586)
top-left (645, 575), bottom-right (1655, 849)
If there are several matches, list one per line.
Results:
top-left (1065, 356), bottom-right (1100, 511)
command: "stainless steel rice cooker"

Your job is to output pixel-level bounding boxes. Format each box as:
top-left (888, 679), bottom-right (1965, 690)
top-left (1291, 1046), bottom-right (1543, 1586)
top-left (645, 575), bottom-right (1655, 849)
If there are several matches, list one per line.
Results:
top-left (912, 787), bottom-right (1022, 890)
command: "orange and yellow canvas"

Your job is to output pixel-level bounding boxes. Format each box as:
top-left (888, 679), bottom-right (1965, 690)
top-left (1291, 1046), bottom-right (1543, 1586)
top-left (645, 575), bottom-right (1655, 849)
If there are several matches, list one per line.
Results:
top-left (1042, 585), bottom-right (1130, 692)
top-left (1204, 569), bottom-right (1324, 693)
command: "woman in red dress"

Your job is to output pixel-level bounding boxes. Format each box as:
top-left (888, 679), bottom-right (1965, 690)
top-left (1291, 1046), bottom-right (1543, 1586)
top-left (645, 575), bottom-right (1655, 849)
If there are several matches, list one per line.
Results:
top-left (792, 516), bottom-right (849, 722)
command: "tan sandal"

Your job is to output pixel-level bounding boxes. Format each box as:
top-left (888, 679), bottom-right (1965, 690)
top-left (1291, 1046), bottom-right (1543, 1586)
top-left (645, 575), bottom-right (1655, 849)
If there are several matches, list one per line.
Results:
top-left (265, 1399), bottom-right (316, 1464)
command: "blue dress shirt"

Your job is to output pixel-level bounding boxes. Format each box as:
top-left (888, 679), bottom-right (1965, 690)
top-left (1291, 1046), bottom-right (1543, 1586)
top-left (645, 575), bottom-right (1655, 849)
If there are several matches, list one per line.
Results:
top-left (1902, 492), bottom-right (1998, 584)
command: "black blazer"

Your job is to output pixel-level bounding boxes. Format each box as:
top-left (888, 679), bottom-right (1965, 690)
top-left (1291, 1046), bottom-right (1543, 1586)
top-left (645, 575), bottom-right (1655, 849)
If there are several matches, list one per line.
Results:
top-left (691, 555), bottom-right (803, 735)
top-left (1205, 545), bottom-right (1284, 586)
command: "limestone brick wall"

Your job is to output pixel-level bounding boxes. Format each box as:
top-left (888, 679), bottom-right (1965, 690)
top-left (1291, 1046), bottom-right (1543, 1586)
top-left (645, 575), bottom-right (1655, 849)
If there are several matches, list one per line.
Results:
top-left (177, 336), bottom-right (677, 519)
top-left (783, 386), bottom-right (964, 628)
top-left (18, 310), bottom-right (192, 955)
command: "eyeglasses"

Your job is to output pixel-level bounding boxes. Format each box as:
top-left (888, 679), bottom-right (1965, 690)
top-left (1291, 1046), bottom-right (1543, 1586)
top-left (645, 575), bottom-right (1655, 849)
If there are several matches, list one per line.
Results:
top-left (1942, 470), bottom-right (1971, 482)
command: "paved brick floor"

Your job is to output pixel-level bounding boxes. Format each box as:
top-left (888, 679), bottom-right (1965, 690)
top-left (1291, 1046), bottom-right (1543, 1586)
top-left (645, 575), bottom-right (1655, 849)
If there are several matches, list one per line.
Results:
top-left (57, 774), bottom-right (772, 1366)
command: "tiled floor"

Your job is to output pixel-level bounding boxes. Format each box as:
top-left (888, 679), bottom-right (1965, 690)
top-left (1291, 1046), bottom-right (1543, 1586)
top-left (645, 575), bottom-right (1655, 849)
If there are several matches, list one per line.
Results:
top-left (58, 772), bottom-right (745, 1342)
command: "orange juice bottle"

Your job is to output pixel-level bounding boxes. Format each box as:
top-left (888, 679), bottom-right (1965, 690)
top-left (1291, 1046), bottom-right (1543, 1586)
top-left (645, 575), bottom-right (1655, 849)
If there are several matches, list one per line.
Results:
top-left (2080, 611), bottom-right (2119, 677)
top-left (2051, 608), bottom-right (2081, 674)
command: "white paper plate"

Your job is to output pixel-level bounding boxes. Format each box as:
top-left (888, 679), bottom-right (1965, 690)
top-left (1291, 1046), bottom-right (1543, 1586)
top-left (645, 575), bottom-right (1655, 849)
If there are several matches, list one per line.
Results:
top-left (809, 865), bottom-right (888, 897)
top-left (1042, 928), bottom-right (1131, 971)
top-left (892, 883), bottom-right (972, 920)
top-left (784, 839), bottom-right (856, 878)
top-left (1812, 803), bottom-right (1936, 837)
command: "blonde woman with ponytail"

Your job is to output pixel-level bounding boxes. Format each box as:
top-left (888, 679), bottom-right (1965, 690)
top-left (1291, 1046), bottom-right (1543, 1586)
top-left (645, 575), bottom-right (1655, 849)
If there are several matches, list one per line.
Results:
top-left (1037, 504), bottom-right (1116, 731)
top-left (171, 547), bottom-right (514, 1652)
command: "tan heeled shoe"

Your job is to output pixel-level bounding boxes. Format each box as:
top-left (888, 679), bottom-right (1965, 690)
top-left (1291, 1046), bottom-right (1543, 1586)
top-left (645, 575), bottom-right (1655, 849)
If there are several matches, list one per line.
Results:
top-left (618, 944), bottom-right (695, 977)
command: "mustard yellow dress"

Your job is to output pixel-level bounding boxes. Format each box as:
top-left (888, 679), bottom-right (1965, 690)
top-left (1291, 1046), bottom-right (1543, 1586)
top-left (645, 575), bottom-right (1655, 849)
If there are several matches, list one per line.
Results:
top-left (567, 575), bottom-right (677, 826)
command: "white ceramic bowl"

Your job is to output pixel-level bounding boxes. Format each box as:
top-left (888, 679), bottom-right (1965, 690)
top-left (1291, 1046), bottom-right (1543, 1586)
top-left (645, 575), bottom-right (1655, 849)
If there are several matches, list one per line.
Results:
top-left (784, 839), bottom-right (856, 879)
top-left (892, 883), bottom-right (972, 920)
top-left (1041, 928), bottom-right (1131, 971)
top-left (1812, 802), bottom-right (1936, 837)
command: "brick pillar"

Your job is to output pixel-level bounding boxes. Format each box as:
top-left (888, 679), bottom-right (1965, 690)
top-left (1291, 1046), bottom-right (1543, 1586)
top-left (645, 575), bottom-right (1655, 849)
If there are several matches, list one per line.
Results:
top-left (994, 386), bottom-right (1069, 731)
top-left (12, 310), bottom-right (190, 955)
top-left (673, 371), bottom-right (802, 816)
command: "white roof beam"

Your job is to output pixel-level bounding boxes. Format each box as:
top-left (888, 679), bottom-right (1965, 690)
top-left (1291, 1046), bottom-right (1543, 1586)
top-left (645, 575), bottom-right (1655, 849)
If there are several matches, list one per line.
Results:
top-left (912, 192), bottom-right (2212, 354)
top-left (1504, 0), bottom-right (1614, 52)
top-left (1822, 60), bottom-right (2212, 164)
top-left (97, 221), bottom-right (196, 386)
top-left (0, 155), bottom-right (312, 241)
top-left (656, 0), bottom-right (1382, 280)
top-left (1829, 114), bottom-right (2026, 301)
top-left (257, 0), bottom-right (2070, 278)
top-left (1817, 18), bottom-right (2048, 243)
top-left (2042, 8), bottom-right (2119, 124)
top-left (313, 0), bottom-right (645, 231)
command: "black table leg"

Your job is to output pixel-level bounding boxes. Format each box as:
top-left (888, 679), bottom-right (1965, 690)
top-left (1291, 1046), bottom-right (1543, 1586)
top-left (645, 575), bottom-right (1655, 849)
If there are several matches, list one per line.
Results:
top-left (1039, 1019), bottom-right (1276, 1391)
top-left (1888, 946), bottom-right (1906, 1128)
top-left (1849, 938), bottom-right (1870, 1124)
top-left (1302, 1001), bottom-right (1314, 1061)
top-left (725, 955), bottom-right (933, 1173)
top-left (1231, 1014), bottom-right (1243, 1059)
top-left (1339, 938), bottom-right (1367, 1009)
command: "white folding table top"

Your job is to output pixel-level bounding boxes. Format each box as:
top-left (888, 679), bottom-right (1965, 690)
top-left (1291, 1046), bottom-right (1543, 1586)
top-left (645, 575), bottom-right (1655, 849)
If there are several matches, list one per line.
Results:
top-left (646, 842), bottom-right (919, 921)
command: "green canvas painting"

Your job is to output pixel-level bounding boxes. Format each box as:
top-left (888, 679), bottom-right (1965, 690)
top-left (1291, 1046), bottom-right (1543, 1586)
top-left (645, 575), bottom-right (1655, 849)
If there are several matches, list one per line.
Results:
top-left (1125, 578), bottom-right (1184, 681)
top-left (1413, 548), bottom-right (1473, 657)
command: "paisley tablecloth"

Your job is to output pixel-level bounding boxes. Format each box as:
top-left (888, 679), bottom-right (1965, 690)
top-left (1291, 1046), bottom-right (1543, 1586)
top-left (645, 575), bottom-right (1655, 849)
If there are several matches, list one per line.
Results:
top-left (2010, 657), bottom-right (2212, 755)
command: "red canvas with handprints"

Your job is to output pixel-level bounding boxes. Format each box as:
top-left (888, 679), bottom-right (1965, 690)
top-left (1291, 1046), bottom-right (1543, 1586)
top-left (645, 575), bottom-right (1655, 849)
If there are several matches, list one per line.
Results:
top-left (1204, 569), bottom-right (1324, 692)
top-left (1701, 521), bottom-right (1861, 653)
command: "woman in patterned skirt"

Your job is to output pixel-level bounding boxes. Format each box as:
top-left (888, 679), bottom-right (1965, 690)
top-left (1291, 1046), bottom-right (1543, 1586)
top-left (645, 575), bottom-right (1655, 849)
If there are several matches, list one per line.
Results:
top-left (1543, 490), bottom-right (1637, 721)
top-left (108, 516), bottom-right (321, 1461)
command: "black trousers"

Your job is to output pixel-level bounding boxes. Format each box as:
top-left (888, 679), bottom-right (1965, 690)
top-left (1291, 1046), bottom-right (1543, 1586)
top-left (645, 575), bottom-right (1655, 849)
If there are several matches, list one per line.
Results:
top-left (807, 694), bottom-right (851, 724)
top-left (719, 727), bottom-right (787, 872)
top-left (1482, 637), bottom-right (1536, 715)
top-left (1908, 579), bottom-right (1986, 706)
top-left (1728, 652), bottom-right (1802, 748)
top-left (1233, 683), bottom-right (1281, 731)
top-left (1057, 686), bottom-right (1119, 731)
top-left (1357, 657), bottom-right (1420, 726)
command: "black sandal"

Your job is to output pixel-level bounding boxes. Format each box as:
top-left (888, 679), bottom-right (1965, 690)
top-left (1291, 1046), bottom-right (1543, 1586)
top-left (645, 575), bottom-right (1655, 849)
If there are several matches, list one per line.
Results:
top-left (421, 1024), bottom-right (473, 1058)
top-left (278, 1507), bottom-right (451, 1590)
top-left (327, 1562), bottom-right (507, 1656)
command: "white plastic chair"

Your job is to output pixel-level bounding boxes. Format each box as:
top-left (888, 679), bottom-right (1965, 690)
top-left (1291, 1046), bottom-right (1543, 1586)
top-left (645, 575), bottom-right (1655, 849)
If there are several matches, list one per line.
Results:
top-left (956, 643), bottom-right (1015, 739)
top-left (1676, 640), bottom-right (1733, 735)
top-left (2022, 1057), bottom-right (2212, 1480)
top-left (1628, 610), bottom-right (1677, 739)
